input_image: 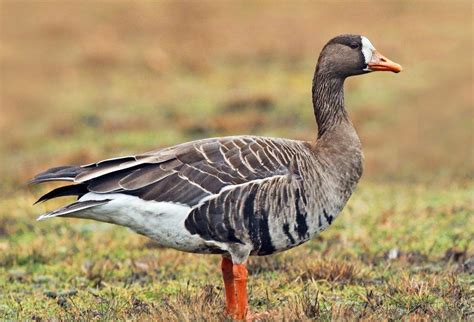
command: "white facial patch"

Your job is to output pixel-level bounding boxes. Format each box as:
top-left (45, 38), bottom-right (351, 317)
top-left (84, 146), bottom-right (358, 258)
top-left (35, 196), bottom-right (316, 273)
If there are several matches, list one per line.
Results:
top-left (361, 36), bottom-right (376, 65)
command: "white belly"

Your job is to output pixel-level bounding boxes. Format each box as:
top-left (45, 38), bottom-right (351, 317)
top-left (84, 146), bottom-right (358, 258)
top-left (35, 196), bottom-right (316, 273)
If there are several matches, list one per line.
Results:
top-left (77, 193), bottom-right (209, 252)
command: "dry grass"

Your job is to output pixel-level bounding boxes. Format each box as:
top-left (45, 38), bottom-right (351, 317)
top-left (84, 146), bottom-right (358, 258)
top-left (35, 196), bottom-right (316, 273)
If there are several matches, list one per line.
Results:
top-left (2, 183), bottom-right (472, 320)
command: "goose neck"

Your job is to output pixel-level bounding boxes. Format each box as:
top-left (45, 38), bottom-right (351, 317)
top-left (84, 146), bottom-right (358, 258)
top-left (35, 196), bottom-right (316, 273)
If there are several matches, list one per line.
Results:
top-left (312, 74), bottom-right (349, 138)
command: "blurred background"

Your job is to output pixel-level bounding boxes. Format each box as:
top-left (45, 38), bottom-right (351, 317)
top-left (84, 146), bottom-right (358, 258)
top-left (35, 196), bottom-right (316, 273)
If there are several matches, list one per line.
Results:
top-left (0, 2), bottom-right (472, 319)
top-left (1, 1), bottom-right (472, 191)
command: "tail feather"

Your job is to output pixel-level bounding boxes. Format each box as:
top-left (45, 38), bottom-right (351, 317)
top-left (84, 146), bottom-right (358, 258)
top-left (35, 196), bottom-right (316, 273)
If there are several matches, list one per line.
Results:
top-left (37, 200), bottom-right (111, 221)
top-left (30, 166), bottom-right (86, 184)
top-left (34, 184), bottom-right (89, 204)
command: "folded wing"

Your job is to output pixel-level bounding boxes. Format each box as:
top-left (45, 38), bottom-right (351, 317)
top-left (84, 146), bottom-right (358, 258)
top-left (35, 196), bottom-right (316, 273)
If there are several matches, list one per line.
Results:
top-left (33, 136), bottom-right (305, 207)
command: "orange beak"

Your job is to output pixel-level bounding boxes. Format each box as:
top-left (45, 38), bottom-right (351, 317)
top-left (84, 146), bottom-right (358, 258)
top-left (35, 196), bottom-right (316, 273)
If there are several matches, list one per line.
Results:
top-left (368, 51), bottom-right (403, 73)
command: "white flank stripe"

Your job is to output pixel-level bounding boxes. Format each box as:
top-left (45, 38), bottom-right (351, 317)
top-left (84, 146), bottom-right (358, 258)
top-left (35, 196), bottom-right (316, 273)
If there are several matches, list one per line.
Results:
top-left (195, 174), bottom-right (287, 206)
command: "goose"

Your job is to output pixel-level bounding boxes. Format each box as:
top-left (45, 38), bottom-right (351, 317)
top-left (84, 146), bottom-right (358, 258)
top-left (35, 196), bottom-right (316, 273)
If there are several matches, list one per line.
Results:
top-left (31, 34), bottom-right (401, 320)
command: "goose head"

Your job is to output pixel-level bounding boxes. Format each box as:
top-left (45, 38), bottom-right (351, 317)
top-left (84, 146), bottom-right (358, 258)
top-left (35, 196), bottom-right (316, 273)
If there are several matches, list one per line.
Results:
top-left (316, 34), bottom-right (402, 78)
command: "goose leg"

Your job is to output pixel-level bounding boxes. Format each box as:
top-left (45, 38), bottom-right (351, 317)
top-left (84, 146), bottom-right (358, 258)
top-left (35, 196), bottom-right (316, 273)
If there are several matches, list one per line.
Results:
top-left (232, 262), bottom-right (249, 320)
top-left (221, 257), bottom-right (237, 315)
top-left (221, 257), bottom-right (249, 320)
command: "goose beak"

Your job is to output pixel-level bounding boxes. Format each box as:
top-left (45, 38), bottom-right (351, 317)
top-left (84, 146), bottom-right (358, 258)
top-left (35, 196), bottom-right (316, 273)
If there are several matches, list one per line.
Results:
top-left (368, 51), bottom-right (403, 73)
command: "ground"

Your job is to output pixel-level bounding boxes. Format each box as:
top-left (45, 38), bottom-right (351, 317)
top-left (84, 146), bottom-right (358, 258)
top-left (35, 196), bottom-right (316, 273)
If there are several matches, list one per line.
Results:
top-left (0, 1), bottom-right (472, 320)
top-left (1, 183), bottom-right (472, 320)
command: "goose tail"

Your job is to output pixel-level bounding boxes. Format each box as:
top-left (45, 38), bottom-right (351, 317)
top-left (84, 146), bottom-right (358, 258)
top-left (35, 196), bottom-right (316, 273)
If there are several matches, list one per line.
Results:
top-left (36, 200), bottom-right (111, 221)
top-left (29, 165), bottom-right (85, 184)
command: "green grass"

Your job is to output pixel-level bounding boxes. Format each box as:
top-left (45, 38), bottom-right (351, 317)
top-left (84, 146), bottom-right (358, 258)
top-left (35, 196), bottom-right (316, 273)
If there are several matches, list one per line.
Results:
top-left (1, 183), bottom-right (472, 320)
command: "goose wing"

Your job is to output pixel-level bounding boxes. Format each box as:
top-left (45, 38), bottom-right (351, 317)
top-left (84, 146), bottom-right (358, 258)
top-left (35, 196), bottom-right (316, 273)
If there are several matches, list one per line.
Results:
top-left (34, 136), bottom-right (308, 207)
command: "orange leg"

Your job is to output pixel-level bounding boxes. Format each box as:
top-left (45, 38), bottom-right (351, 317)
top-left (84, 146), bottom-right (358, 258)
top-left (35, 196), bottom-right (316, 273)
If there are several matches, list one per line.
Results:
top-left (232, 262), bottom-right (249, 320)
top-left (221, 257), bottom-right (237, 315)
top-left (221, 257), bottom-right (249, 320)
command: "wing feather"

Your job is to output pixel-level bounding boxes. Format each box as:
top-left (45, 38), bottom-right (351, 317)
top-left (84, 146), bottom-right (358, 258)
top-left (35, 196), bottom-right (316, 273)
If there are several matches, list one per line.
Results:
top-left (33, 136), bottom-right (306, 208)
top-left (119, 165), bottom-right (174, 190)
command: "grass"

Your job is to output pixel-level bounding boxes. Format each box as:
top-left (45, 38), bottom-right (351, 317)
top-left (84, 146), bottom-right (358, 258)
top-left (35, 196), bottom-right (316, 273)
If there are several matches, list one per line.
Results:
top-left (1, 183), bottom-right (472, 320)
top-left (1, 1), bottom-right (473, 320)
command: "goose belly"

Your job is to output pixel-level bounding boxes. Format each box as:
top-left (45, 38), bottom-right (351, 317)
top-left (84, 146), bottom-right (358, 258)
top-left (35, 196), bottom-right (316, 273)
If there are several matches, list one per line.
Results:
top-left (77, 193), bottom-right (211, 252)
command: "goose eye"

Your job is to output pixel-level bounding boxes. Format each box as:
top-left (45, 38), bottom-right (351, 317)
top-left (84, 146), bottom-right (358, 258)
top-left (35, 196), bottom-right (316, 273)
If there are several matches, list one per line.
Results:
top-left (349, 42), bottom-right (359, 49)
